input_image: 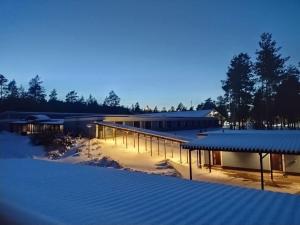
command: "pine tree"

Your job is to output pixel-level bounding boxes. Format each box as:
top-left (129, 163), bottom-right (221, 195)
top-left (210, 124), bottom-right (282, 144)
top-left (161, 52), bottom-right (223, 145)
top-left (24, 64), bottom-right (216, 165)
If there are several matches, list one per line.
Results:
top-left (65, 90), bottom-right (79, 103)
top-left (103, 90), bottom-right (120, 107)
top-left (28, 75), bottom-right (46, 102)
top-left (202, 98), bottom-right (216, 110)
top-left (169, 106), bottom-right (175, 112)
top-left (7, 80), bottom-right (19, 98)
top-left (222, 53), bottom-right (254, 129)
top-left (153, 106), bottom-right (159, 113)
top-left (49, 89), bottom-right (58, 102)
top-left (176, 102), bottom-right (186, 111)
top-left (275, 66), bottom-right (300, 128)
top-left (0, 74), bottom-right (8, 100)
top-left (255, 33), bottom-right (288, 128)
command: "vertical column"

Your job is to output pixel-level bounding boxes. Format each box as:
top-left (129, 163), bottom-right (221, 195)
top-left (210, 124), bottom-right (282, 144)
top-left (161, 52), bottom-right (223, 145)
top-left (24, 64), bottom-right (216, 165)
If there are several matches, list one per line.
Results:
top-left (125, 132), bottom-right (128, 149)
top-left (208, 150), bottom-right (211, 173)
top-left (270, 153), bottom-right (273, 180)
top-left (259, 152), bottom-right (264, 190)
top-left (199, 150), bottom-right (202, 168)
top-left (186, 150), bottom-right (188, 163)
top-left (164, 139), bottom-right (166, 160)
top-left (189, 150), bottom-right (192, 180)
top-left (179, 144), bottom-right (182, 164)
top-left (150, 136), bottom-right (153, 156)
top-left (157, 138), bottom-right (160, 156)
top-left (137, 133), bottom-right (140, 153)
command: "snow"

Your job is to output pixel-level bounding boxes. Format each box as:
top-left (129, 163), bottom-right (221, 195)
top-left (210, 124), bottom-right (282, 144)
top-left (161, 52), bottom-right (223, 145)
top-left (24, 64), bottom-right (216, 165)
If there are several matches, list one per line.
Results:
top-left (1, 159), bottom-right (300, 225)
top-left (0, 131), bottom-right (45, 159)
top-left (138, 109), bottom-right (214, 118)
top-left (183, 132), bottom-right (300, 154)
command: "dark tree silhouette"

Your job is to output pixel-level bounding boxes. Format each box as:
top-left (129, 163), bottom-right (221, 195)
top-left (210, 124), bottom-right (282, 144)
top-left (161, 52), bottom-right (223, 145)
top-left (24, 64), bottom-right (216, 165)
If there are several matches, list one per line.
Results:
top-left (49, 89), bottom-right (58, 102)
top-left (275, 66), bottom-right (300, 128)
top-left (0, 74), bottom-right (8, 100)
top-left (7, 80), bottom-right (19, 99)
top-left (28, 75), bottom-right (46, 102)
top-left (222, 53), bottom-right (254, 129)
top-left (65, 91), bottom-right (79, 103)
top-left (255, 33), bottom-right (288, 128)
top-left (103, 90), bottom-right (120, 107)
top-left (176, 102), bottom-right (186, 111)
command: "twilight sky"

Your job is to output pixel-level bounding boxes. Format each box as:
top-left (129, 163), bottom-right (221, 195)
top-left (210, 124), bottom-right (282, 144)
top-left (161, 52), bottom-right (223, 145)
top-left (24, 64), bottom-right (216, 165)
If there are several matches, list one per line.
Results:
top-left (1, 0), bottom-right (299, 109)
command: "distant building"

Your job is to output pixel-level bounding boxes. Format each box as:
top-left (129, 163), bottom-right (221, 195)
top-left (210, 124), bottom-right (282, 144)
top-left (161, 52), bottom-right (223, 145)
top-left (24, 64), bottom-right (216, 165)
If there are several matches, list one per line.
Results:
top-left (9, 114), bottom-right (64, 135)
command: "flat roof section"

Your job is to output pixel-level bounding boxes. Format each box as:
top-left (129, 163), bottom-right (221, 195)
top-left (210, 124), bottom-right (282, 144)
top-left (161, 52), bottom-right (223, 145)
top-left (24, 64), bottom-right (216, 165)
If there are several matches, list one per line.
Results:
top-left (1, 159), bottom-right (300, 225)
top-left (182, 132), bottom-right (300, 154)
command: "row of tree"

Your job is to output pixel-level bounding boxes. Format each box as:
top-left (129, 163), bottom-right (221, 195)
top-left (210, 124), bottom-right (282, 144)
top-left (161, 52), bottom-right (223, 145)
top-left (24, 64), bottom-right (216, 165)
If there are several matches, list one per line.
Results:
top-left (221, 33), bottom-right (300, 129)
top-left (0, 74), bottom-right (218, 114)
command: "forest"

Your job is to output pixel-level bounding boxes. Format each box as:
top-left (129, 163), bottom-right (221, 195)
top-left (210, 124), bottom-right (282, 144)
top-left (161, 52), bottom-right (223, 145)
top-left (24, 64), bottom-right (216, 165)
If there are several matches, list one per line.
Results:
top-left (1, 33), bottom-right (299, 129)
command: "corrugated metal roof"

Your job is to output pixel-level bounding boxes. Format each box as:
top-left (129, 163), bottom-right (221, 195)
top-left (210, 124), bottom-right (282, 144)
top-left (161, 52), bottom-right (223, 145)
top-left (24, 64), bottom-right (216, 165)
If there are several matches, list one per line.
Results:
top-left (1, 159), bottom-right (300, 225)
top-left (182, 133), bottom-right (300, 154)
top-left (95, 121), bottom-right (190, 143)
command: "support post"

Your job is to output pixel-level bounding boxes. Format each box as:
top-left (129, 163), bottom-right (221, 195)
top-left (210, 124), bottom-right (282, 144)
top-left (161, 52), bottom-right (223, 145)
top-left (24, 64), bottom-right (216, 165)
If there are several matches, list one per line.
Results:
top-left (157, 138), bottom-right (160, 156)
top-left (199, 150), bottom-right (202, 168)
top-left (179, 144), bottom-right (182, 164)
top-left (164, 139), bottom-right (166, 160)
top-left (186, 150), bottom-right (188, 163)
top-left (189, 150), bottom-right (192, 180)
top-left (208, 150), bottom-right (211, 173)
top-left (196, 150), bottom-right (199, 167)
top-left (137, 133), bottom-right (140, 153)
top-left (150, 136), bottom-right (153, 156)
top-left (125, 132), bottom-right (128, 149)
top-left (270, 153), bottom-right (273, 181)
top-left (259, 152), bottom-right (264, 190)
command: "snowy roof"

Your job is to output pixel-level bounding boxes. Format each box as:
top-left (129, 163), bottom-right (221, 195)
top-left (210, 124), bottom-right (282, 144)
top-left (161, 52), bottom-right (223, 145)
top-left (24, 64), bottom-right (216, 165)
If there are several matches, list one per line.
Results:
top-left (1, 159), bottom-right (300, 225)
top-left (136, 110), bottom-right (216, 118)
top-left (182, 132), bottom-right (300, 154)
top-left (40, 119), bottom-right (64, 125)
top-left (25, 114), bottom-right (51, 121)
top-left (96, 121), bottom-right (190, 143)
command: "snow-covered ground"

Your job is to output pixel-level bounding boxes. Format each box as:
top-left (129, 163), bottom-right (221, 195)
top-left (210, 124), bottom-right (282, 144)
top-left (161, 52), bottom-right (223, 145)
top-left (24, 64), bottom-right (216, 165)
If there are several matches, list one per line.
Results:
top-left (1, 131), bottom-right (300, 194)
top-left (0, 131), bottom-right (45, 159)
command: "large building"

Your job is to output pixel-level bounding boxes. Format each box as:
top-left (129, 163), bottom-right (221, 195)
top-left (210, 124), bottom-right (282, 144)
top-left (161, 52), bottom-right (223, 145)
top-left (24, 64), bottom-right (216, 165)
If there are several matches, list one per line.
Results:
top-left (64, 109), bottom-right (223, 136)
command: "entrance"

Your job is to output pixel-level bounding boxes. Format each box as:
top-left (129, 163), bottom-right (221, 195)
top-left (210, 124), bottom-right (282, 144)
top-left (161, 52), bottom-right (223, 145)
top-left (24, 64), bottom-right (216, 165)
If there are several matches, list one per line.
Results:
top-left (212, 151), bottom-right (221, 165)
top-left (271, 154), bottom-right (283, 171)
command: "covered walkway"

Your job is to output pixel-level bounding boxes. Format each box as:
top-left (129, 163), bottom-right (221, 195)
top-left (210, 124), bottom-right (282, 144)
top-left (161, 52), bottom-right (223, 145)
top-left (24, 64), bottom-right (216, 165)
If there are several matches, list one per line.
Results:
top-left (95, 121), bottom-right (190, 163)
top-left (182, 133), bottom-right (300, 190)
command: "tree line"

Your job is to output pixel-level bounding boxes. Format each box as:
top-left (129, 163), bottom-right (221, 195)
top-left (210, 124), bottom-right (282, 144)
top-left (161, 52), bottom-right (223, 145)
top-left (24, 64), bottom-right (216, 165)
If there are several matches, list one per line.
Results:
top-left (221, 33), bottom-right (300, 129)
top-left (0, 74), bottom-right (218, 114)
top-left (1, 32), bottom-right (299, 129)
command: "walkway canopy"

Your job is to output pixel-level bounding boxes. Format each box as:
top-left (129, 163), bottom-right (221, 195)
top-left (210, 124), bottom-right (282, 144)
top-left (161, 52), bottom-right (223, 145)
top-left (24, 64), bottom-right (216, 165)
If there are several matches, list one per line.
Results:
top-left (95, 121), bottom-right (189, 143)
top-left (182, 132), bottom-right (300, 190)
top-left (182, 133), bottom-right (300, 154)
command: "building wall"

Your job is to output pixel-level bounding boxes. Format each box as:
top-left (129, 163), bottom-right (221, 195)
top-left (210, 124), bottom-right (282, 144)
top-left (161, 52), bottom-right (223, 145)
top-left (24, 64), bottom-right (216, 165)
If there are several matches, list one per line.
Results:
top-left (221, 152), bottom-right (271, 170)
top-left (284, 155), bottom-right (300, 174)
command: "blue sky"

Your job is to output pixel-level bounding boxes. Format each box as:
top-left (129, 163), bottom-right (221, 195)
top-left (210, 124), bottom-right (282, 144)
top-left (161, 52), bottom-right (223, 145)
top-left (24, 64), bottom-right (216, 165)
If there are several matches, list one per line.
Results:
top-left (1, 0), bottom-right (299, 109)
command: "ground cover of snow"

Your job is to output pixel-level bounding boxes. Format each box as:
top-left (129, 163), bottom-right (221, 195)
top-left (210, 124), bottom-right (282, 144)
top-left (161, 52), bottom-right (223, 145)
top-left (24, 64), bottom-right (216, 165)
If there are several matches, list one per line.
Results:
top-left (0, 131), bottom-right (45, 159)
top-left (2, 131), bottom-right (300, 193)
